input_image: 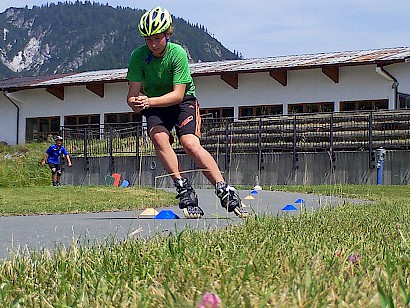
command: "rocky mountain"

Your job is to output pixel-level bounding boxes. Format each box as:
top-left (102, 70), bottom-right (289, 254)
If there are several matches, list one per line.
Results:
top-left (0, 2), bottom-right (241, 80)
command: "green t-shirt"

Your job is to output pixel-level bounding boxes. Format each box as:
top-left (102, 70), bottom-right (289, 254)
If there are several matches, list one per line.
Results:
top-left (126, 42), bottom-right (196, 98)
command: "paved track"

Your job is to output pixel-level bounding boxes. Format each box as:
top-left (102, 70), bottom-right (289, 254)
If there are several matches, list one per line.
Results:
top-left (0, 189), bottom-right (366, 259)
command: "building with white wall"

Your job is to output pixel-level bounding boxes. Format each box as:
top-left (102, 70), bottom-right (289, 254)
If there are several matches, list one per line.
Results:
top-left (1, 46), bottom-right (410, 145)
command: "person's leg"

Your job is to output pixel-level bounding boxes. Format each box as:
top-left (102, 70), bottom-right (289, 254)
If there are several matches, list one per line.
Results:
top-left (149, 126), bottom-right (202, 218)
top-left (180, 134), bottom-right (248, 218)
top-left (177, 98), bottom-right (247, 218)
top-left (179, 134), bottom-right (224, 185)
top-left (149, 126), bottom-right (181, 179)
top-left (52, 172), bottom-right (57, 186)
top-left (56, 165), bottom-right (62, 186)
top-left (49, 163), bottom-right (57, 186)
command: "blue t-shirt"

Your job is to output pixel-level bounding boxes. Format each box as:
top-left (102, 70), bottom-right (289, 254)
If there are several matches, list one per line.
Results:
top-left (46, 144), bottom-right (68, 164)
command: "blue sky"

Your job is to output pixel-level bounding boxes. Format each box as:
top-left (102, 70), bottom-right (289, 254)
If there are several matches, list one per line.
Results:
top-left (1, 0), bottom-right (409, 59)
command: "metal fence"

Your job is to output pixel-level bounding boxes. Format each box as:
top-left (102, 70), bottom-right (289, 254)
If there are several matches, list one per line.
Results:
top-left (201, 111), bottom-right (410, 151)
top-left (63, 124), bottom-right (145, 157)
top-left (61, 110), bottom-right (410, 169)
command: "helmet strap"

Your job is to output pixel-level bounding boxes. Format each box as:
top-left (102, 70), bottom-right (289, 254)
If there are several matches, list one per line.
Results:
top-left (157, 32), bottom-right (169, 56)
top-left (158, 44), bottom-right (168, 56)
top-left (146, 52), bottom-right (153, 64)
top-left (145, 32), bottom-right (169, 64)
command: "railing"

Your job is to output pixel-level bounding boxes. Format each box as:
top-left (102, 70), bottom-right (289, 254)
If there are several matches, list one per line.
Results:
top-left (62, 123), bottom-right (153, 157)
top-left (61, 110), bottom-right (410, 163)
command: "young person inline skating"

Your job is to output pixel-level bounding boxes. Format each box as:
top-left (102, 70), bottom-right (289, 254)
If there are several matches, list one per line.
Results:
top-left (126, 7), bottom-right (247, 218)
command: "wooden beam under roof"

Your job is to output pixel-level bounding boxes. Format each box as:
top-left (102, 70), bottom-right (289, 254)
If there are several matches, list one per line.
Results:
top-left (46, 86), bottom-right (64, 100)
top-left (220, 73), bottom-right (238, 89)
top-left (269, 69), bottom-right (287, 86)
top-left (322, 66), bottom-right (339, 83)
top-left (86, 82), bottom-right (105, 98)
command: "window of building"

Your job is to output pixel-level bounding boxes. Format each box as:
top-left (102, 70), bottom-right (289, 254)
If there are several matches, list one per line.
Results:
top-left (64, 114), bottom-right (100, 128)
top-left (288, 102), bottom-right (334, 114)
top-left (104, 112), bottom-right (142, 128)
top-left (238, 104), bottom-right (283, 119)
top-left (200, 107), bottom-right (234, 119)
top-left (239, 106), bottom-right (254, 118)
top-left (26, 116), bottom-right (60, 142)
top-left (399, 93), bottom-right (410, 109)
top-left (340, 99), bottom-right (389, 111)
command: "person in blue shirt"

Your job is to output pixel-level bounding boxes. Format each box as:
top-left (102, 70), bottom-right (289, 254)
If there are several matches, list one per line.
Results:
top-left (42, 136), bottom-right (72, 186)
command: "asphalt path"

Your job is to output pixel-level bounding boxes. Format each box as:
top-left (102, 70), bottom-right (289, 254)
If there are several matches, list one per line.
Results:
top-left (0, 189), bottom-right (367, 259)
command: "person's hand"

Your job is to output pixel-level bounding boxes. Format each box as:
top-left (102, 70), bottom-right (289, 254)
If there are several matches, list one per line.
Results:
top-left (138, 95), bottom-right (151, 109)
top-left (41, 160), bottom-right (46, 166)
top-left (128, 96), bottom-right (143, 113)
top-left (68, 162), bottom-right (72, 167)
top-left (128, 96), bottom-right (150, 113)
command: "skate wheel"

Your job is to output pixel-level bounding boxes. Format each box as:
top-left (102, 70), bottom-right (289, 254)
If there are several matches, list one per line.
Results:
top-left (183, 207), bottom-right (204, 219)
top-left (233, 207), bottom-right (249, 218)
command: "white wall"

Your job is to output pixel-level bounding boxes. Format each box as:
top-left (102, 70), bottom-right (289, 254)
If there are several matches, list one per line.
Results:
top-left (389, 62), bottom-right (410, 94)
top-left (13, 82), bottom-right (130, 119)
top-left (0, 95), bottom-right (19, 145)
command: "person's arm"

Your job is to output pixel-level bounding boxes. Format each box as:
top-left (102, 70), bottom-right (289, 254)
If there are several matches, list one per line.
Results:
top-left (127, 81), bottom-right (145, 113)
top-left (41, 153), bottom-right (47, 166)
top-left (65, 155), bottom-right (72, 167)
top-left (61, 147), bottom-right (72, 167)
top-left (128, 83), bottom-right (186, 110)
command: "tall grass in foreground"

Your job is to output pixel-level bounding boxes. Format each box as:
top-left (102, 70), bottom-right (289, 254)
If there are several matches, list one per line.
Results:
top-left (1, 199), bottom-right (409, 307)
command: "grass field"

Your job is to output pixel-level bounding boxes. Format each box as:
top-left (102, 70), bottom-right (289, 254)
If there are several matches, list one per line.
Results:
top-left (0, 142), bottom-right (177, 215)
top-left (0, 144), bottom-right (409, 306)
top-left (270, 184), bottom-right (405, 203)
top-left (0, 185), bottom-right (408, 307)
top-left (0, 186), bottom-right (176, 216)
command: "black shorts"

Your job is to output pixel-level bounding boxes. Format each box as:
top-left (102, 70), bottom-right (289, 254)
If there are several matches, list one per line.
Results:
top-left (48, 163), bottom-right (61, 172)
top-left (143, 95), bottom-right (201, 139)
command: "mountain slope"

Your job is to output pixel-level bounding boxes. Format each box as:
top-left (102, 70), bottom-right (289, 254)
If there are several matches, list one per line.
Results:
top-left (0, 2), bottom-right (240, 79)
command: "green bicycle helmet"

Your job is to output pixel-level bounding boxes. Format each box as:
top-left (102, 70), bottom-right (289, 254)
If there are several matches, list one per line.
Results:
top-left (138, 7), bottom-right (172, 37)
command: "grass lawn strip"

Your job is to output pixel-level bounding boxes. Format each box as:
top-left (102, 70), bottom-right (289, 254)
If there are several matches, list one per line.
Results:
top-left (0, 186), bottom-right (176, 216)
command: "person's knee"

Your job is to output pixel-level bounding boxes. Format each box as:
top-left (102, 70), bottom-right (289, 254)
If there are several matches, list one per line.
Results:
top-left (180, 135), bottom-right (201, 154)
top-left (51, 168), bottom-right (57, 175)
top-left (150, 130), bottom-right (172, 148)
top-left (57, 170), bottom-right (62, 176)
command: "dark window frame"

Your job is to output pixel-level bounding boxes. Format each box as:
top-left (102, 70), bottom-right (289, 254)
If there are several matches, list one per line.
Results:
top-left (339, 99), bottom-right (389, 111)
top-left (288, 102), bottom-right (334, 114)
top-left (398, 93), bottom-right (410, 109)
top-left (238, 104), bottom-right (283, 119)
top-left (64, 114), bottom-right (100, 128)
top-left (26, 116), bottom-right (60, 142)
top-left (200, 107), bottom-right (234, 119)
top-left (104, 112), bottom-right (142, 129)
